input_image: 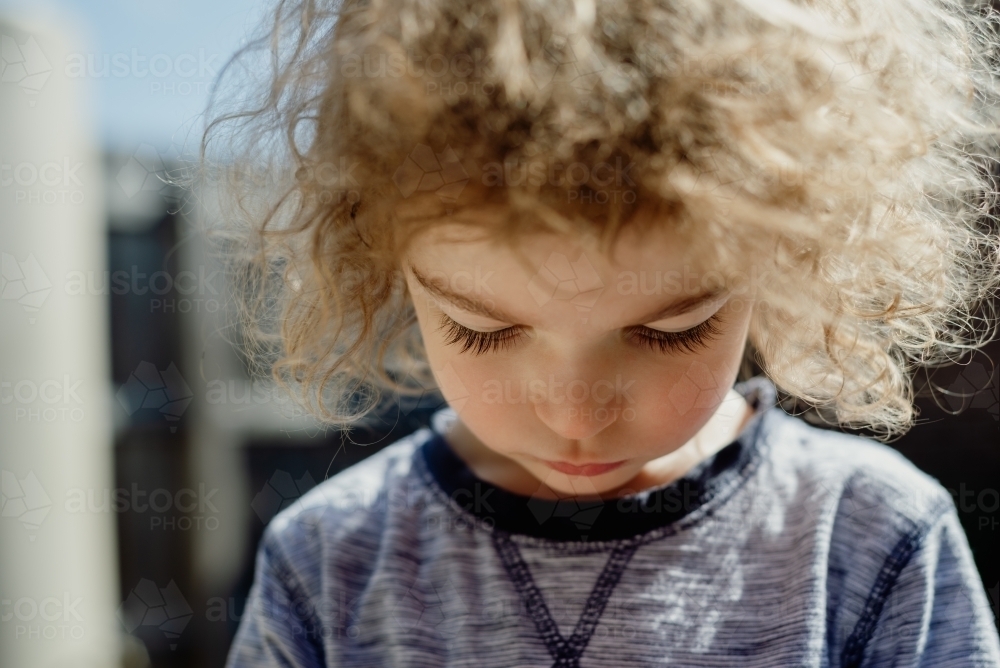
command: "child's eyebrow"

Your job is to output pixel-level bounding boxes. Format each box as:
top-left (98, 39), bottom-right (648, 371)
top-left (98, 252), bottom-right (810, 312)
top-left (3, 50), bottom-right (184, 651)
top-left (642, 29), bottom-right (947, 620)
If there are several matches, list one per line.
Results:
top-left (408, 264), bottom-right (519, 320)
top-left (407, 263), bottom-right (728, 325)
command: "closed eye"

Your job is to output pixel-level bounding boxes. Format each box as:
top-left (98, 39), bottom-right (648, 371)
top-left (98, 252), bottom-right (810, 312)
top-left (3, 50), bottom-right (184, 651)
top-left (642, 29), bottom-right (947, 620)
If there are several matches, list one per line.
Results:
top-left (435, 309), bottom-right (725, 356)
top-left (436, 311), bottom-right (527, 355)
top-left (622, 311), bottom-right (724, 354)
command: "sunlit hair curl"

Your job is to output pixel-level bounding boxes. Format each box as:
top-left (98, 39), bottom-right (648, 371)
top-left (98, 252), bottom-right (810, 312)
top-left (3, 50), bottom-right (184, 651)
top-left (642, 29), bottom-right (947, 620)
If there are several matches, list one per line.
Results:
top-left (196, 0), bottom-right (1000, 440)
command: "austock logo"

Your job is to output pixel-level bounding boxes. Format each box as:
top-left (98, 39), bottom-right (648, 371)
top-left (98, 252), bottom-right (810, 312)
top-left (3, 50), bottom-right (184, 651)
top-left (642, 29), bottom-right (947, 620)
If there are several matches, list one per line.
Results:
top-left (115, 143), bottom-right (173, 199)
top-left (945, 361), bottom-right (999, 422)
top-left (433, 362), bottom-right (470, 416)
top-left (1, 592), bottom-right (85, 641)
top-left (530, 33), bottom-right (606, 93)
top-left (1, 469), bottom-right (52, 541)
top-left (392, 145), bottom-right (469, 205)
top-left (390, 573), bottom-right (472, 646)
top-left (0, 33), bottom-right (52, 105)
top-left (116, 361), bottom-right (194, 431)
top-left (117, 579), bottom-right (193, 650)
top-left (2, 374), bottom-right (86, 423)
top-left (1, 156), bottom-right (86, 205)
top-left (525, 487), bottom-right (604, 537)
top-left (63, 47), bottom-right (220, 99)
top-left (251, 470), bottom-right (317, 524)
top-left (667, 361), bottom-right (738, 417)
top-left (64, 483), bottom-right (220, 531)
top-left (526, 251), bottom-right (604, 324)
top-left (0, 252), bottom-right (52, 323)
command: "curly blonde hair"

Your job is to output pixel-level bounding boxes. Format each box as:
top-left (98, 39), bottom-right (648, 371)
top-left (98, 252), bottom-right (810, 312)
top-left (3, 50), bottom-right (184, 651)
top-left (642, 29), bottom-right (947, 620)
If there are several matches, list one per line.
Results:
top-left (197, 0), bottom-right (1000, 441)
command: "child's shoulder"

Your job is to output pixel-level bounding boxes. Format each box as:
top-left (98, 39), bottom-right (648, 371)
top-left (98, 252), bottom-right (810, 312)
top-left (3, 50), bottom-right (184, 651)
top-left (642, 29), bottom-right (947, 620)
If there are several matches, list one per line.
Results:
top-left (259, 426), bottom-right (436, 556)
top-left (762, 407), bottom-right (956, 533)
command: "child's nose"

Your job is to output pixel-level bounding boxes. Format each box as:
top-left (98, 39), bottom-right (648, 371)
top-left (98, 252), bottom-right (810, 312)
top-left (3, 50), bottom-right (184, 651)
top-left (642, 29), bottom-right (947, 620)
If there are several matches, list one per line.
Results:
top-left (532, 388), bottom-right (621, 441)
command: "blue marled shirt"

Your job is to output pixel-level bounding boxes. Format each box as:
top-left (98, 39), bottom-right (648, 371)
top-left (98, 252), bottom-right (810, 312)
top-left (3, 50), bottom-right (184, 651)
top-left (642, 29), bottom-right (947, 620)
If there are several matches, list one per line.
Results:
top-left (227, 376), bottom-right (1000, 666)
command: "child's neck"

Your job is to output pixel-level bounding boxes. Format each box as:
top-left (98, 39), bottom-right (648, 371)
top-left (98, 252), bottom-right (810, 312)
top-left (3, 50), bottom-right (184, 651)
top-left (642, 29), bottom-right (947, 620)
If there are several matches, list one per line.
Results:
top-left (443, 389), bottom-right (754, 501)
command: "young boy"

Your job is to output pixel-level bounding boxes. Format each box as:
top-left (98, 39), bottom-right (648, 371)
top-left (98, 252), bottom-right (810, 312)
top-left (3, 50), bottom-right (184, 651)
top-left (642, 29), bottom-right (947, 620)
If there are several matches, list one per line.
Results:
top-left (205, 0), bottom-right (1000, 664)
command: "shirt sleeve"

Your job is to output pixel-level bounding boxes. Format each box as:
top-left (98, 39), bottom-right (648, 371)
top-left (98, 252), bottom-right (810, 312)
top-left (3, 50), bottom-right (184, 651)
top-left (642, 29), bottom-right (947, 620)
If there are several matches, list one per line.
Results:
top-left (225, 528), bottom-right (326, 668)
top-left (853, 501), bottom-right (1000, 667)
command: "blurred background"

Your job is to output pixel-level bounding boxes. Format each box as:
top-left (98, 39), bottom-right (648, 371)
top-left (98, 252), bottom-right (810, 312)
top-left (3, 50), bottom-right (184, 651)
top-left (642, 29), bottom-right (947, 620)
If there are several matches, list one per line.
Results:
top-left (0, 1), bottom-right (997, 666)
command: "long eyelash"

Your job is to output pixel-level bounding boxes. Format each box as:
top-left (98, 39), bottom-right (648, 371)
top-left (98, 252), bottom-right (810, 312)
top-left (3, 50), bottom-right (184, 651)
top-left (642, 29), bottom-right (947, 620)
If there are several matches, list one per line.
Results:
top-left (625, 311), bottom-right (724, 354)
top-left (436, 310), bottom-right (725, 356)
top-left (436, 312), bottom-right (525, 356)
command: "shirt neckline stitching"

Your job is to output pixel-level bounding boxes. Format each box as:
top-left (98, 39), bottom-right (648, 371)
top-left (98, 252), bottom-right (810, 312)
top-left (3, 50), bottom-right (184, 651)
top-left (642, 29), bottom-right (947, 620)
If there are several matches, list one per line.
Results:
top-left (413, 377), bottom-right (777, 548)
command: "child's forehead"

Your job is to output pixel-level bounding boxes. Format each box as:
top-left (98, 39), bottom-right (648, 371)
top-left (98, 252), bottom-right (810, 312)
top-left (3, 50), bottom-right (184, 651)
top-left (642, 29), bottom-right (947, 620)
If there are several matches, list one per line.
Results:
top-left (404, 215), bottom-right (722, 285)
top-left (403, 219), bottom-right (741, 328)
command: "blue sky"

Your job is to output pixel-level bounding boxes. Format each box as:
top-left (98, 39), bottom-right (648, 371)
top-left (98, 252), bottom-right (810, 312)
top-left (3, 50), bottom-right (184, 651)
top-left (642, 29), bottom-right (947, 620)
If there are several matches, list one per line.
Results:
top-left (0, 0), bottom-right (265, 153)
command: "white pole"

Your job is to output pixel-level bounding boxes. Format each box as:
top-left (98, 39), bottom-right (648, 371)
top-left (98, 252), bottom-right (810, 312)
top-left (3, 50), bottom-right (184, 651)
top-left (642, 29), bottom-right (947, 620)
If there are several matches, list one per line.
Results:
top-left (0, 13), bottom-right (121, 668)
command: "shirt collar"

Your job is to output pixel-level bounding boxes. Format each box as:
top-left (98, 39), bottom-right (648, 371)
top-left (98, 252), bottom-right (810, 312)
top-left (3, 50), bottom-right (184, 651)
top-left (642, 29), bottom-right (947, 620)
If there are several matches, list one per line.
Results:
top-left (418, 375), bottom-right (778, 542)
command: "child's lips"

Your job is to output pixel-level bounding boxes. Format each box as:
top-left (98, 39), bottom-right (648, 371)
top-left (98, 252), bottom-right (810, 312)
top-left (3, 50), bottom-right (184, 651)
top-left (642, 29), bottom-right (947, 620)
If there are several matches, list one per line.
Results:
top-left (540, 459), bottom-right (627, 476)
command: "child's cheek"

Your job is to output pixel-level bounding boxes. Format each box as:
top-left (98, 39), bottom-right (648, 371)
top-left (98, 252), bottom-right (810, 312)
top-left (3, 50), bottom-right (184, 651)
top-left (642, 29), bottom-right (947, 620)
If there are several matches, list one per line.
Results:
top-left (410, 300), bottom-right (510, 414)
top-left (612, 352), bottom-right (743, 452)
top-left (424, 343), bottom-right (522, 423)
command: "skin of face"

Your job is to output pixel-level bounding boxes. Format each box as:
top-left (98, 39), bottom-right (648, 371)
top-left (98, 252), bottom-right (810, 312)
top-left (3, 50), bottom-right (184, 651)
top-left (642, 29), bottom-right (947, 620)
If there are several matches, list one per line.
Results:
top-left (400, 209), bottom-right (757, 501)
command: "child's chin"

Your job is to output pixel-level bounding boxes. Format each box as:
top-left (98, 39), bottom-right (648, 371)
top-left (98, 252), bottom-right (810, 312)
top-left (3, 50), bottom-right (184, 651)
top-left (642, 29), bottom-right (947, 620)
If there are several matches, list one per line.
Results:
top-left (525, 465), bottom-right (635, 500)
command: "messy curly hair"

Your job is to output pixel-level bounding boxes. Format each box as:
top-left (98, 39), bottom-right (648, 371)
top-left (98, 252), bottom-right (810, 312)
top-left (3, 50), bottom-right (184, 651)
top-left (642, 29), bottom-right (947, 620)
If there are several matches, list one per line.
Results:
top-left (197, 0), bottom-right (1000, 440)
